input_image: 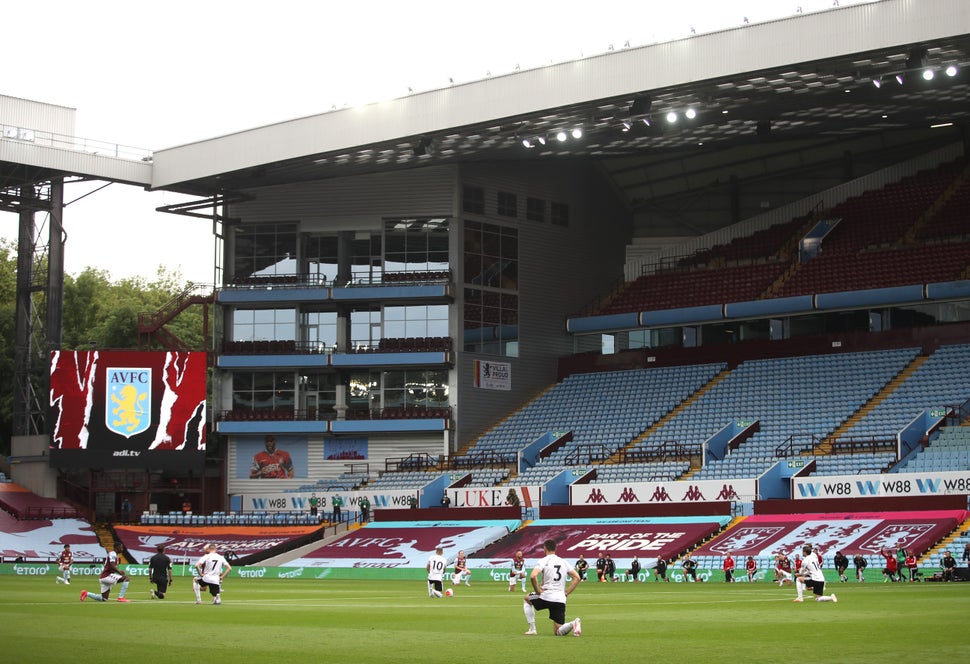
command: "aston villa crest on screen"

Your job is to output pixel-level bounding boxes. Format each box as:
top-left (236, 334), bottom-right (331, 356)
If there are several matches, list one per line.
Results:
top-left (50, 350), bottom-right (207, 470)
top-left (106, 367), bottom-right (151, 438)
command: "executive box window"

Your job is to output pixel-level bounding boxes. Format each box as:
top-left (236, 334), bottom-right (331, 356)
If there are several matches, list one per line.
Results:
top-left (497, 191), bottom-right (518, 218)
top-left (383, 304), bottom-right (449, 338)
top-left (382, 369), bottom-right (449, 410)
top-left (384, 218), bottom-right (450, 274)
top-left (233, 222), bottom-right (297, 280)
top-left (232, 371), bottom-right (295, 411)
top-left (300, 311), bottom-right (338, 351)
top-left (351, 234), bottom-right (382, 284)
top-left (305, 234), bottom-right (339, 283)
top-left (233, 308), bottom-right (296, 342)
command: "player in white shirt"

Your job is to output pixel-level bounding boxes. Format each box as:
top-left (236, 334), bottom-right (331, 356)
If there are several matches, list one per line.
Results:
top-left (193, 543), bottom-right (232, 605)
top-left (522, 539), bottom-right (582, 637)
top-left (426, 547), bottom-right (448, 598)
top-left (794, 544), bottom-right (838, 603)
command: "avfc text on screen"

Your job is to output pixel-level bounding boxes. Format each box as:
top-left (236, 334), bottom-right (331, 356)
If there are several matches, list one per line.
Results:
top-left (49, 350), bottom-right (207, 470)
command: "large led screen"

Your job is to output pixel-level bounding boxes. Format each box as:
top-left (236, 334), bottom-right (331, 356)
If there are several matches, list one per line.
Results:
top-left (49, 350), bottom-right (206, 470)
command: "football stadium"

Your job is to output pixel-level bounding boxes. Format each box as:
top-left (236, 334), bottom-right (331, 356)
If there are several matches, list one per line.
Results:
top-left (2, 1), bottom-right (970, 662)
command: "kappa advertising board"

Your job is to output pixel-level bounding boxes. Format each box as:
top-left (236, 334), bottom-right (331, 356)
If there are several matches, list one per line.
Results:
top-left (572, 478), bottom-right (756, 505)
top-left (49, 350), bottom-right (207, 470)
top-left (793, 470), bottom-right (970, 499)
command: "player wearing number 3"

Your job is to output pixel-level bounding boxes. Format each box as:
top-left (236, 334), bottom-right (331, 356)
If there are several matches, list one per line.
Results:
top-left (522, 539), bottom-right (582, 637)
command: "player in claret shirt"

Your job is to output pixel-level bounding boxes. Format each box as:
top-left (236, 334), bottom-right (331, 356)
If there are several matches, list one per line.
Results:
top-left (55, 544), bottom-right (73, 585)
top-left (509, 550), bottom-right (528, 592)
top-left (80, 543), bottom-right (131, 603)
top-left (249, 435), bottom-right (294, 479)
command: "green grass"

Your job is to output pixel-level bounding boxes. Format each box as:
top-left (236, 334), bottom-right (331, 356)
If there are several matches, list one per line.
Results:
top-left (2, 576), bottom-right (968, 663)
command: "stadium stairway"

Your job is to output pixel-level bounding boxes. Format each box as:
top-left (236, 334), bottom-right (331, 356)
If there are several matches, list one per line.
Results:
top-left (459, 382), bottom-right (557, 461)
top-left (93, 523), bottom-right (125, 561)
top-left (817, 353), bottom-right (929, 455)
top-left (921, 515), bottom-right (970, 564)
top-left (258, 520), bottom-right (354, 566)
top-left (607, 368), bottom-right (732, 469)
top-left (901, 161), bottom-right (970, 244)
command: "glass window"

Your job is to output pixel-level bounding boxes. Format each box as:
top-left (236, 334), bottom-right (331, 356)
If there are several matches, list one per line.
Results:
top-left (382, 304), bottom-right (449, 339)
top-left (463, 185), bottom-right (485, 214)
top-left (380, 369), bottom-right (449, 409)
top-left (497, 191), bottom-right (517, 218)
top-left (232, 223), bottom-right (298, 281)
top-left (551, 201), bottom-right (569, 227)
top-left (300, 311), bottom-right (337, 351)
top-left (305, 234), bottom-right (338, 284)
top-left (463, 220), bottom-right (519, 356)
top-left (232, 371), bottom-right (295, 411)
top-left (526, 197), bottom-right (545, 222)
top-left (233, 309), bottom-right (295, 342)
top-left (383, 218), bottom-right (450, 276)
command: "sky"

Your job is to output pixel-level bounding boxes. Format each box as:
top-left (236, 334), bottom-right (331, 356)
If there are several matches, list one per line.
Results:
top-left (0, 0), bottom-right (875, 284)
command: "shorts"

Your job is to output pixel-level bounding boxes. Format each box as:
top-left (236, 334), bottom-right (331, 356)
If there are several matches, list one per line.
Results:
top-left (805, 579), bottom-right (826, 596)
top-left (197, 579), bottom-right (222, 596)
top-left (151, 576), bottom-right (170, 595)
top-left (428, 579), bottom-right (443, 593)
top-left (99, 572), bottom-right (126, 594)
top-left (526, 594), bottom-right (567, 625)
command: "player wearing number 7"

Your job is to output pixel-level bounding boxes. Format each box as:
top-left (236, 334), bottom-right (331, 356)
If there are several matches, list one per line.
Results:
top-left (193, 543), bottom-right (232, 605)
top-left (522, 539), bottom-right (582, 637)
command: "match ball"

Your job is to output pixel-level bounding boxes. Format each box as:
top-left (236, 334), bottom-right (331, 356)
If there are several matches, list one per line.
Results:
top-left (445, 588), bottom-right (454, 597)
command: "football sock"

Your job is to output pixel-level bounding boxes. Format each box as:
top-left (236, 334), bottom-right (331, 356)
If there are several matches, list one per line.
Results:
top-left (193, 579), bottom-right (202, 602)
top-left (523, 601), bottom-right (535, 628)
top-left (557, 621), bottom-right (574, 636)
top-left (795, 580), bottom-right (804, 599)
top-left (118, 580), bottom-right (129, 599)
top-left (431, 589), bottom-right (442, 598)
top-left (89, 592), bottom-right (107, 602)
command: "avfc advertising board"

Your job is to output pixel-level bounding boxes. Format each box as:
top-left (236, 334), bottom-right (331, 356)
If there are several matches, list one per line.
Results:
top-left (49, 350), bottom-right (206, 470)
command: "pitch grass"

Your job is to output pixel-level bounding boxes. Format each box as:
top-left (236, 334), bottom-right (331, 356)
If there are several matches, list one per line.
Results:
top-left (2, 576), bottom-right (968, 664)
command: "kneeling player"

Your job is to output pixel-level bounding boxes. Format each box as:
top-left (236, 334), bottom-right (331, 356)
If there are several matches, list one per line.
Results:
top-left (509, 550), bottom-right (527, 592)
top-left (193, 543), bottom-right (232, 605)
top-left (452, 550), bottom-right (471, 586)
top-left (80, 543), bottom-right (130, 603)
top-left (523, 539), bottom-right (582, 637)
top-left (794, 544), bottom-right (837, 603)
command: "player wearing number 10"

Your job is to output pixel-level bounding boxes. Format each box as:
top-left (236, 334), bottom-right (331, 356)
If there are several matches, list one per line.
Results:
top-left (426, 547), bottom-right (447, 598)
top-left (522, 539), bottom-right (582, 637)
